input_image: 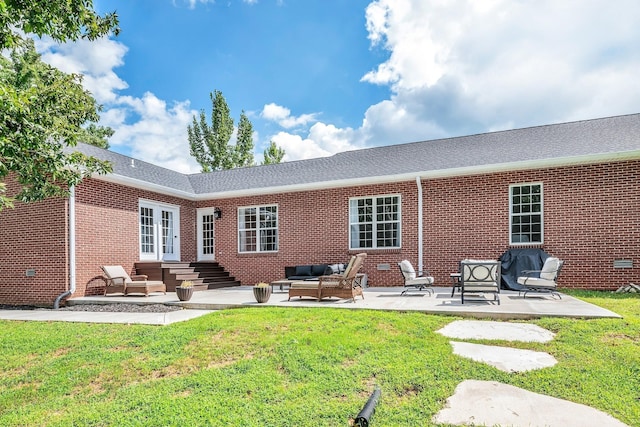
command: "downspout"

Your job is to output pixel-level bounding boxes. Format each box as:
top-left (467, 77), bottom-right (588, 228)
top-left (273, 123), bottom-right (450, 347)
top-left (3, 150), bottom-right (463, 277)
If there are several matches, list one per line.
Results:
top-left (416, 176), bottom-right (424, 273)
top-left (54, 185), bottom-right (76, 309)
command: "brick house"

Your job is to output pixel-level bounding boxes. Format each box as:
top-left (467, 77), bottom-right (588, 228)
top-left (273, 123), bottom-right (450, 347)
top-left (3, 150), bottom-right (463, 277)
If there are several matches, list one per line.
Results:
top-left (1, 113), bottom-right (639, 306)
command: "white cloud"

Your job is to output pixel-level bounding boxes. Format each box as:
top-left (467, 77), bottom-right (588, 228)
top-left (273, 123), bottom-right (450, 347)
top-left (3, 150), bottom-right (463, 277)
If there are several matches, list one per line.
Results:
top-left (33, 0), bottom-right (640, 170)
top-left (270, 0), bottom-right (640, 162)
top-left (261, 103), bottom-right (318, 129)
top-left (37, 38), bottom-right (201, 174)
top-left (38, 37), bottom-right (128, 104)
top-left (361, 0), bottom-right (640, 131)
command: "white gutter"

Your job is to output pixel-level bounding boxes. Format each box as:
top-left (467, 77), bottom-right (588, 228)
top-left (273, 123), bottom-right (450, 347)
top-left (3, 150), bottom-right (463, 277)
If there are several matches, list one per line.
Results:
top-left (95, 151), bottom-right (640, 201)
top-left (416, 176), bottom-right (424, 274)
top-left (54, 185), bottom-right (76, 309)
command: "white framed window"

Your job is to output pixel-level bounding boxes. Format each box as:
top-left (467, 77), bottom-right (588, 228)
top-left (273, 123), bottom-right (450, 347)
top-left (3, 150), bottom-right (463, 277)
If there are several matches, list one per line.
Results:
top-left (349, 195), bottom-right (401, 250)
top-left (509, 183), bottom-right (543, 244)
top-left (238, 205), bottom-right (278, 253)
top-left (139, 200), bottom-right (180, 261)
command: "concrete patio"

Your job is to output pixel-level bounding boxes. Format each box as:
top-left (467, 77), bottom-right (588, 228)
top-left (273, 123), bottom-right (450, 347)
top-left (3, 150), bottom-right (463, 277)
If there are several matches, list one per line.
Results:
top-left (66, 286), bottom-right (621, 320)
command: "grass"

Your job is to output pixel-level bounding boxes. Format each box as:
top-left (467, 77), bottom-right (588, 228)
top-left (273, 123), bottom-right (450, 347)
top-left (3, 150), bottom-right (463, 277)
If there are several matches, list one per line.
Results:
top-left (0, 291), bottom-right (638, 426)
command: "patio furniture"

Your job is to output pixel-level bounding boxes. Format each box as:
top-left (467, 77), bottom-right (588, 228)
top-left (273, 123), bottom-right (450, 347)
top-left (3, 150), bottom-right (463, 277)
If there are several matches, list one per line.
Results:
top-left (398, 260), bottom-right (434, 296)
top-left (517, 257), bottom-right (564, 299)
top-left (319, 253), bottom-right (367, 302)
top-left (101, 265), bottom-right (166, 297)
top-left (287, 253), bottom-right (367, 302)
top-left (460, 260), bottom-right (500, 305)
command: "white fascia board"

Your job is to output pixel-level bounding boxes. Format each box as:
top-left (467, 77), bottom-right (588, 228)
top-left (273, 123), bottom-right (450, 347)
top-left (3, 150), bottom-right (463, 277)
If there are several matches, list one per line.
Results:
top-left (95, 173), bottom-right (197, 200)
top-left (96, 151), bottom-right (640, 201)
top-left (194, 151), bottom-right (640, 199)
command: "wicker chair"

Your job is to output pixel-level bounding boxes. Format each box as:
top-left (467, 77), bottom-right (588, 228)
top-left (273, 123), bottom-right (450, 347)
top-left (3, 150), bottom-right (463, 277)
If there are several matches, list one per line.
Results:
top-left (318, 253), bottom-right (367, 302)
top-left (287, 253), bottom-right (367, 302)
top-left (101, 265), bottom-right (166, 297)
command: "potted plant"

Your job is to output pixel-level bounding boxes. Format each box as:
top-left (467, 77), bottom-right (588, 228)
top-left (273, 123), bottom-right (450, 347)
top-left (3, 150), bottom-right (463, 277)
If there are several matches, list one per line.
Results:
top-left (176, 280), bottom-right (194, 301)
top-left (253, 282), bottom-right (271, 303)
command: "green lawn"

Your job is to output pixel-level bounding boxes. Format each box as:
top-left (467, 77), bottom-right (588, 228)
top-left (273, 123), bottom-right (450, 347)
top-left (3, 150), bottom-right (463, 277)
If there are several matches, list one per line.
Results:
top-left (1, 291), bottom-right (638, 426)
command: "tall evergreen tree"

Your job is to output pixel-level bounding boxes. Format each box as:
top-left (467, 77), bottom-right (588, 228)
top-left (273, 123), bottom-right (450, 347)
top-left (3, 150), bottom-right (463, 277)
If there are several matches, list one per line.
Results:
top-left (188, 90), bottom-right (235, 172)
top-left (188, 89), bottom-right (286, 171)
top-left (234, 111), bottom-right (255, 167)
top-left (263, 140), bottom-right (286, 165)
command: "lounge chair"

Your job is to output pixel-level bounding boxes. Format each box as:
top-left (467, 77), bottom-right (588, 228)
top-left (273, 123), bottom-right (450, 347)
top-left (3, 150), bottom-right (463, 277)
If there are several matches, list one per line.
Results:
top-left (398, 260), bottom-right (434, 295)
top-left (460, 259), bottom-right (500, 305)
top-left (319, 253), bottom-right (367, 302)
top-left (517, 257), bottom-right (564, 299)
top-left (287, 253), bottom-right (367, 302)
top-left (101, 265), bottom-right (166, 297)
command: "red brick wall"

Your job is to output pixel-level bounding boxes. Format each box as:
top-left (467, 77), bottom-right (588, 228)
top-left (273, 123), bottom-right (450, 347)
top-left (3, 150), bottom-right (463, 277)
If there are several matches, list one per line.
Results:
top-left (1, 158), bottom-right (637, 306)
top-left (73, 179), bottom-right (196, 297)
top-left (203, 160), bottom-right (639, 290)
top-left (424, 160), bottom-right (640, 289)
top-left (0, 179), bottom-right (69, 305)
top-left (198, 181), bottom-right (420, 287)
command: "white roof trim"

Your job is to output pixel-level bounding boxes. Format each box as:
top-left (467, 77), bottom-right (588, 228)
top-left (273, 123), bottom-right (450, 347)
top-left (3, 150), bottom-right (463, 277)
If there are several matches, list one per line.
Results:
top-left (96, 174), bottom-right (195, 199)
top-left (95, 150), bottom-right (640, 201)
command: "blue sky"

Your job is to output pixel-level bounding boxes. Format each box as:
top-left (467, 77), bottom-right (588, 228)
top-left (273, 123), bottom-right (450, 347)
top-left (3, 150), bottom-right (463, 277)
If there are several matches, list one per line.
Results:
top-left (36, 0), bottom-right (640, 173)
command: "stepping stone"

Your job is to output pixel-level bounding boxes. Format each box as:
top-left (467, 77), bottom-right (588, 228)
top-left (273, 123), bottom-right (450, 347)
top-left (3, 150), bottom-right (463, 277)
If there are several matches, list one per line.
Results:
top-left (433, 380), bottom-right (629, 427)
top-left (437, 320), bottom-right (555, 342)
top-left (450, 341), bottom-right (557, 372)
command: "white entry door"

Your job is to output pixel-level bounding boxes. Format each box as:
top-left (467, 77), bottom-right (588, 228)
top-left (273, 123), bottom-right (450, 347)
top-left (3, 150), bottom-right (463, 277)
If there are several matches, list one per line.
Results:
top-left (197, 208), bottom-right (216, 261)
top-left (139, 201), bottom-right (180, 261)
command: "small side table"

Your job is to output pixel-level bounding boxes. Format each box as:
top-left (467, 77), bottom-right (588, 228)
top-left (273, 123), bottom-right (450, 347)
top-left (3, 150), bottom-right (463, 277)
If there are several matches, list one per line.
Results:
top-left (450, 273), bottom-right (462, 297)
top-left (270, 279), bottom-right (293, 292)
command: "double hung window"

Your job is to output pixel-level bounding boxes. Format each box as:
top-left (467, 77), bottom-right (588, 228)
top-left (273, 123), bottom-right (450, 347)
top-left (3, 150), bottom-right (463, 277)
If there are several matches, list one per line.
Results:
top-left (349, 195), bottom-right (401, 249)
top-left (238, 205), bottom-right (278, 253)
top-left (510, 183), bottom-right (543, 244)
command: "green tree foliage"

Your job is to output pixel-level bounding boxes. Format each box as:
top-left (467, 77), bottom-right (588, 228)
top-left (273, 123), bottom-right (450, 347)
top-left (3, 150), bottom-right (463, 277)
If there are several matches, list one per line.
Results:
top-left (234, 111), bottom-right (255, 168)
top-left (188, 90), bottom-right (256, 171)
top-left (263, 140), bottom-right (286, 165)
top-left (188, 90), bottom-right (234, 172)
top-left (79, 123), bottom-right (115, 149)
top-left (0, 0), bottom-right (120, 49)
top-left (0, 40), bottom-right (113, 210)
top-left (189, 90), bottom-right (286, 171)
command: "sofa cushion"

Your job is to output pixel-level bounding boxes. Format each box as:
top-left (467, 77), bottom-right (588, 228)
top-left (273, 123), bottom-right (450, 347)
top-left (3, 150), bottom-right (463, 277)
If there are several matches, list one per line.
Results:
top-left (295, 265), bottom-right (312, 276)
top-left (311, 264), bottom-right (329, 276)
top-left (540, 257), bottom-right (560, 280)
top-left (399, 260), bottom-right (416, 280)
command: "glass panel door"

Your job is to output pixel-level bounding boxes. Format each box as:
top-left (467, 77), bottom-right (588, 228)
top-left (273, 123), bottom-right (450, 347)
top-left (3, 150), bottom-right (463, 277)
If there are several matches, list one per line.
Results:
top-left (197, 208), bottom-right (216, 261)
top-left (139, 201), bottom-right (180, 261)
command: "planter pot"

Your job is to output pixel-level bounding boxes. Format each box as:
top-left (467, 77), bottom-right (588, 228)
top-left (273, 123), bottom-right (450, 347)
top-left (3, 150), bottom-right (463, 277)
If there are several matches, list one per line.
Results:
top-left (176, 287), bottom-right (194, 301)
top-left (253, 286), bottom-right (271, 303)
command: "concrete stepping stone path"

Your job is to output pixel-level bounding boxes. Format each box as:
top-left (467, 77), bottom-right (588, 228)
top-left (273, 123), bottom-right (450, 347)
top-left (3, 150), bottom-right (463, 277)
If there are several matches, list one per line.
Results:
top-left (433, 380), bottom-right (630, 427)
top-left (449, 341), bottom-right (557, 372)
top-left (437, 319), bottom-right (555, 342)
top-left (433, 320), bottom-right (629, 426)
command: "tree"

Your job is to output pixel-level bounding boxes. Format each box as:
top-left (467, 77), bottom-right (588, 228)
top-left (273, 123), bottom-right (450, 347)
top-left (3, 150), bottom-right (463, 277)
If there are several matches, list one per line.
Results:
top-left (0, 1), bottom-right (120, 49)
top-left (263, 140), bottom-right (286, 165)
top-left (0, 0), bottom-right (118, 210)
top-left (188, 91), bottom-right (256, 171)
top-left (234, 111), bottom-right (255, 168)
top-left (79, 123), bottom-right (115, 149)
top-left (188, 90), bottom-right (287, 171)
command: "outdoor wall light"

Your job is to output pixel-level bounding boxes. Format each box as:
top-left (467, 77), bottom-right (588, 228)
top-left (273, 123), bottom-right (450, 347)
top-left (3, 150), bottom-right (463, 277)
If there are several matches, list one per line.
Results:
top-left (214, 207), bottom-right (222, 219)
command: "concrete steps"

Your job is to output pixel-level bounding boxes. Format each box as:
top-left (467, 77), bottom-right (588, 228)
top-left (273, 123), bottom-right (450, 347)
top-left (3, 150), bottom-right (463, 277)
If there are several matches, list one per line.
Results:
top-left (135, 261), bottom-right (241, 292)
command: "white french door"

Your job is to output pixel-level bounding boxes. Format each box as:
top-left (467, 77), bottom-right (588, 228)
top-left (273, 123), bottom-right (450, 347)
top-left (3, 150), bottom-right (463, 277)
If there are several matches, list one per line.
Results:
top-left (197, 207), bottom-right (216, 261)
top-left (139, 201), bottom-right (180, 261)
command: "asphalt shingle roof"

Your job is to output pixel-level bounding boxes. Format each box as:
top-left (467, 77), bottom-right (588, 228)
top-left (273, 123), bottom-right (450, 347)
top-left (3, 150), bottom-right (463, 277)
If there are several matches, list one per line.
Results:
top-left (76, 113), bottom-right (640, 199)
